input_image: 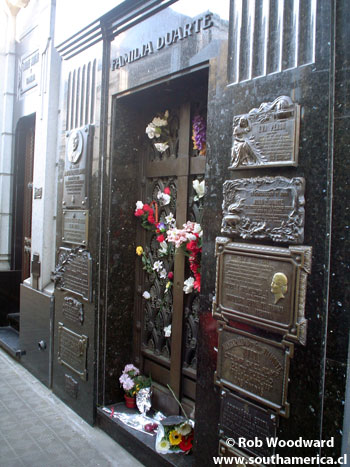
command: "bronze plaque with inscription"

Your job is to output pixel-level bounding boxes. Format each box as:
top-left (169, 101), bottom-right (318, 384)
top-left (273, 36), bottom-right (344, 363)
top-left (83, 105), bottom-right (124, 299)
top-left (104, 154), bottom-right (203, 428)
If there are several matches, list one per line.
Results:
top-left (62, 296), bottom-right (84, 324)
top-left (54, 247), bottom-right (92, 302)
top-left (58, 323), bottom-right (88, 380)
top-left (213, 239), bottom-right (312, 345)
top-left (218, 441), bottom-right (267, 467)
top-left (219, 391), bottom-right (277, 457)
top-left (62, 210), bottom-right (88, 246)
top-left (63, 125), bottom-right (94, 208)
top-left (222, 177), bottom-right (305, 243)
top-left (229, 96), bottom-right (300, 169)
top-left (215, 323), bottom-right (293, 417)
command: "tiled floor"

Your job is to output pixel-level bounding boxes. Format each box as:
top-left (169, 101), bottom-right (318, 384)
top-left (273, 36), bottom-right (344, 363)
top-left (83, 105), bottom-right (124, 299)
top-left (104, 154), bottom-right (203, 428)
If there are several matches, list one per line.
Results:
top-left (0, 349), bottom-right (143, 467)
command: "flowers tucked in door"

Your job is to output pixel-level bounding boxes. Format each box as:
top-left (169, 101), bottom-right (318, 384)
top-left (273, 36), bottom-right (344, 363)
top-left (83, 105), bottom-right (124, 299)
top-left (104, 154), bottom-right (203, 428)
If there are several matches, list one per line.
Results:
top-left (145, 110), bottom-right (170, 153)
top-left (192, 114), bottom-right (206, 156)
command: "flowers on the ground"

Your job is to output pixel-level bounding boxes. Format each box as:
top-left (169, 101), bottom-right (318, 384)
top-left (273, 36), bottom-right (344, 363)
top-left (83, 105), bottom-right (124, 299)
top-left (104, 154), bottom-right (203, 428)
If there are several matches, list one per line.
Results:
top-left (157, 438), bottom-right (171, 454)
top-left (169, 430), bottom-right (182, 445)
top-left (155, 416), bottom-right (194, 454)
top-left (192, 114), bottom-right (206, 156)
top-left (119, 364), bottom-right (151, 397)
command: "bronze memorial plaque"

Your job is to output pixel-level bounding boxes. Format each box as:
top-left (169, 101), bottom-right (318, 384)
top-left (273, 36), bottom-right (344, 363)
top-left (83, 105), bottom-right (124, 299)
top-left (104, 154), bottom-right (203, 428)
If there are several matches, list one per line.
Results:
top-left (215, 323), bottom-right (293, 417)
top-left (221, 176), bottom-right (305, 244)
top-left (219, 391), bottom-right (277, 457)
top-left (64, 374), bottom-right (79, 399)
top-left (58, 323), bottom-right (88, 380)
top-left (54, 247), bottom-right (92, 301)
top-left (213, 239), bottom-right (312, 345)
top-left (62, 210), bottom-right (88, 246)
top-left (62, 296), bottom-right (84, 325)
top-left (218, 441), bottom-right (267, 467)
top-left (229, 95), bottom-right (300, 169)
top-left (63, 125), bottom-right (94, 208)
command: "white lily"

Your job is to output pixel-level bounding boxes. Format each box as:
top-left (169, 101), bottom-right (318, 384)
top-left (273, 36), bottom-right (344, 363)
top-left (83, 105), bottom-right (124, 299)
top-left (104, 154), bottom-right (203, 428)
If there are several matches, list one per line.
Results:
top-left (193, 179), bottom-right (205, 201)
top-left (183, 277), bottom-right (195, 294)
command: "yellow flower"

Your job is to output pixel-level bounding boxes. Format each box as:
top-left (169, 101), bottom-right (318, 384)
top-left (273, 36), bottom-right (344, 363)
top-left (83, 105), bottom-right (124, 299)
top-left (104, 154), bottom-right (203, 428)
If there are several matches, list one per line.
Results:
top-left (169, 430), bottom-right (182, 445)
top-left (136, 246), bottom-right (143, 256)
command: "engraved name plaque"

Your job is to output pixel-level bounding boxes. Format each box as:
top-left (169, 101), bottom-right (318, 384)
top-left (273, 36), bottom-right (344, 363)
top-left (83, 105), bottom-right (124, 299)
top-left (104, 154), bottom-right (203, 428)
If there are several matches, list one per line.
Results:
top-left (218, 441), bottom-right (266, 467)
top-left (213, 239), bottom-right (312, 345)
top-left (229, 96), bottom-right (300, 169)
top-left (64, 374), bottom-right (79, 399)
top-left (215, 323), bottom-right (293, 417)
top-left (63, 125), bottom-right (94, 208)
top-left (54, 247), bottom-right (92, 302)
top-left (58, 323), bottom-right (88, 380)
top-left (62, 296), bottom-right (84, 325)
top-left (62, 210), bottom-right (88, 246)
top-left (222, 177), bottom-right (305, 243)
top-left (219, 392), bottom-right (277, 457)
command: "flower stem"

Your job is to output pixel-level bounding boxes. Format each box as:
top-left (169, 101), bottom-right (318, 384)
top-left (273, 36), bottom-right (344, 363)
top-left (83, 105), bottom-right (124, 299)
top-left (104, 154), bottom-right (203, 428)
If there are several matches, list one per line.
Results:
top-left (167, 384), bottom-right (189, 419)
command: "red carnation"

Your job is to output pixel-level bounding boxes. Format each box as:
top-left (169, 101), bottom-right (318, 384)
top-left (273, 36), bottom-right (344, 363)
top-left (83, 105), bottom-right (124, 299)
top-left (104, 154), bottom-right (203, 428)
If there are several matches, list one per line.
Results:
top-left (179, 434), bottom-right (194, 452)
top-left (164, 187), bottom-right (171, 195)
top-left (148, 215), bottom-right (155, 224)
top-left (168, 272), bottom-right (174, 280)
top-left (157, 234), bottom-right (165, 243)
top-left (143, 204), bottom-right (151, 212)
top-left (135, 209), bottom-right (144, 217)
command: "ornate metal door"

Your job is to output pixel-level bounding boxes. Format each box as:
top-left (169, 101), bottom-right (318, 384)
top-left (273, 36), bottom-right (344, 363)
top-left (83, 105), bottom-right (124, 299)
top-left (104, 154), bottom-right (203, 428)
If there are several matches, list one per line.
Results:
top-left (133, 102), bottom-right (206, 414)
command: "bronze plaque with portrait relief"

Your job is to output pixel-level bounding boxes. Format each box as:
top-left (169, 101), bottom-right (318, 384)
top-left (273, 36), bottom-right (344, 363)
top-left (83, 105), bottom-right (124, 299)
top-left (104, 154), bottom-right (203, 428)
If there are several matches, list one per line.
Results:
top-left (215, 323), bottom-right (293, 417)
top-left (221, 177), bottom-right (305, 243)
top-left (212, 239), bottom-right (312, 345)
top-left (229, 96), bottom-right (300, 169)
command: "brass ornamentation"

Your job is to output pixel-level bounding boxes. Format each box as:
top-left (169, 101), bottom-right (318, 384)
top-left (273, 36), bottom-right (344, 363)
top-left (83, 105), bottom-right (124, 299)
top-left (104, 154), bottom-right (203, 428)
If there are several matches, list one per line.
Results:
top-left (221, 176), bottom-right (305, 244)
top-left (57, 323), bottom-right (88, 381)
top-left (212, 239), bottom-right (312, 345)
top-left (229, 96), bottom-right (300, 169)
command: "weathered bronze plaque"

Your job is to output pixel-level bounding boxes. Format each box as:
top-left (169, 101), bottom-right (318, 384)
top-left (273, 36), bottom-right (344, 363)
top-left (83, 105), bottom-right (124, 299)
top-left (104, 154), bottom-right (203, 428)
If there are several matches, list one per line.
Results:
top-left (64, 374), bottom-right (79, 399)
top-left (63, 125), bottom-right (93, 208)
top-left (54, 247), bottom-right (92, 302)
top-left (218, 440), bottom-right (267, 467)
top-left (62, 210), bottom-right (88, 246)
top-left (62, 296), bottom-right (84, 325)
top-left (219, 391), bottom-right (277, 457)
top-left (215, 323), bottom-right (293, 417)
top-left (57, 323), bottom-right (88, 380)
top-left (213, 239), bottom-right (312, 345)
top-left (222, 177), bottom-right (305, 243)
top-left (229, 96), bottom-right (300, 169)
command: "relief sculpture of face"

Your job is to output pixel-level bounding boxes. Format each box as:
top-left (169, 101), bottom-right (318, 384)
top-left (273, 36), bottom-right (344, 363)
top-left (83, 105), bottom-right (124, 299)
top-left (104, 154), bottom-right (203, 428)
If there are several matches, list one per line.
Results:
top-left (270, 272), bottom-right (288, 304)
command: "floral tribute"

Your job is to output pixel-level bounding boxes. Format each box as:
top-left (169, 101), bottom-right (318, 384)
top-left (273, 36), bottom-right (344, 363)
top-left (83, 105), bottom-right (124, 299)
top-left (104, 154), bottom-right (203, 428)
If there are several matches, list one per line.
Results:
top-left (156, 416), bottom-right (194, 454)
top-left (145, 110), bottom-right (170, 154)
top-left (119, 364), bottom-right (151, 397)
top-left (192, 114), bottom-right (206, 156)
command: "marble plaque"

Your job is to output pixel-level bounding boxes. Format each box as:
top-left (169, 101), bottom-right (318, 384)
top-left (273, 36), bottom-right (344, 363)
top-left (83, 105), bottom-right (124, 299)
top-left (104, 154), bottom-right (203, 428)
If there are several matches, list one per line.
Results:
top-left (229, 96), bottom-right (300, 169)
top-left (221, 177), bottom-right (305, 244)
top-left (215, 323), bottom-right (293, 417)
top-left (62, 210), bottom-right (88, 246)
top-left (213, 239), bottom-right (312, 345)
top-left (63, 125), bottom-right (93, 208)
top-left (54, 247), bottom-right (92, 302)
top-left (219, 392), bottom-right (277, 457)
top-left (57, 323), bottom-right (88, 380)
top-left (62, 296), bottom-right (84, 325)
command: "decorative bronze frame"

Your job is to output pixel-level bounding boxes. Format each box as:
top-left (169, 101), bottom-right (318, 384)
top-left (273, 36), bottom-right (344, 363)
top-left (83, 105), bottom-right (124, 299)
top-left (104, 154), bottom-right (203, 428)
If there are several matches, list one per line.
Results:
top-left (62, 209), bottom-right (89, 246)
top-left (218, 440), bottom-right (267, 466)
top-left (57, 323), bottom-right (88, 381)
top-left (215, 323), bottom-right (294, 417)
top-left (213, 238), bottom-right (312, 345)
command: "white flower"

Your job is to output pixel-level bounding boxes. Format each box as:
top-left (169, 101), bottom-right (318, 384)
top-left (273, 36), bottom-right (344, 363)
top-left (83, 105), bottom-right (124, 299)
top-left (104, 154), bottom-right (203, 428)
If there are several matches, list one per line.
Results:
top-left (152, 117), bottom-right (168, 127)
top-left (164, 325), bottom-right (171, 337)
top-left (146, 123), bottom-right (156, 139)
top-left (183, 277), bottom-right (195, 294)
top-left (178, 422), bottom-right (192, 436)
top-left (157, 438), bottom-right (170, 453)
top-left (165, 212), bottom-right (176, 227)
top-left (193, 179), bottom-right (205, 201)
top-left (159, 241), bottom-right (168, 255)
top-left (159, 269), bottom-right (167, 279)
top-left (154, 143), bottom-right (169, 153)
top-left (152, 260), bottom-right (163, 273)
top-left (186, 233), bottom-right (197, 241)
top-left (136, 200), bottom-right (144, 210)
top-left (157, 191), bottom-right (171, 206)
top-left (193, 223), bottom-right (202, 235)
top-left (142, 291), bottom-right (151, 300)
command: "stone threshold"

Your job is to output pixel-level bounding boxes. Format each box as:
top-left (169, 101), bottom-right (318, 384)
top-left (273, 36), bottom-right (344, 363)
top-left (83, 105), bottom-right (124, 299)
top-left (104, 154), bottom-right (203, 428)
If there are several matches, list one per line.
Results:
top-left (96, 404), bottom-right (194, 467)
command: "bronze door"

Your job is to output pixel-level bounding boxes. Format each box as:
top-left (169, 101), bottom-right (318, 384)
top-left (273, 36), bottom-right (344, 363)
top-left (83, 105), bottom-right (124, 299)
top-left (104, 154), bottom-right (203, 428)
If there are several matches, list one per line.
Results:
top-left (133, 101), bottom-right (206, 415)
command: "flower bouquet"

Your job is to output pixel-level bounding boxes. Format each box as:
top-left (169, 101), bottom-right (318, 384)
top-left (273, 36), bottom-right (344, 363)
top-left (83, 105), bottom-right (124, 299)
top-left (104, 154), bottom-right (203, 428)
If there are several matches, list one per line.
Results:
top-left (119, 364), bottom-right (151, 408)
top-left (145, 110), bottom-right (170, 154)
top-left (156, 415), bottom-right (194, 454)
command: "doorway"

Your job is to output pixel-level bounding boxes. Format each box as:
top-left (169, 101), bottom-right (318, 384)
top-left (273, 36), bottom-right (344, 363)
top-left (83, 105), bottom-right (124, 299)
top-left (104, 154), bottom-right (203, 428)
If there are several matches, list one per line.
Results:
top-left (108, 68), bottom-right (208, 415)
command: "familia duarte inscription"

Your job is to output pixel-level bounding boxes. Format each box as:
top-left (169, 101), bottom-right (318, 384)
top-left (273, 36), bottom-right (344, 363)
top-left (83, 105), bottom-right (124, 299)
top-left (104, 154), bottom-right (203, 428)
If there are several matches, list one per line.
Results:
top-left (111, 13), bottom-right (213, 70)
